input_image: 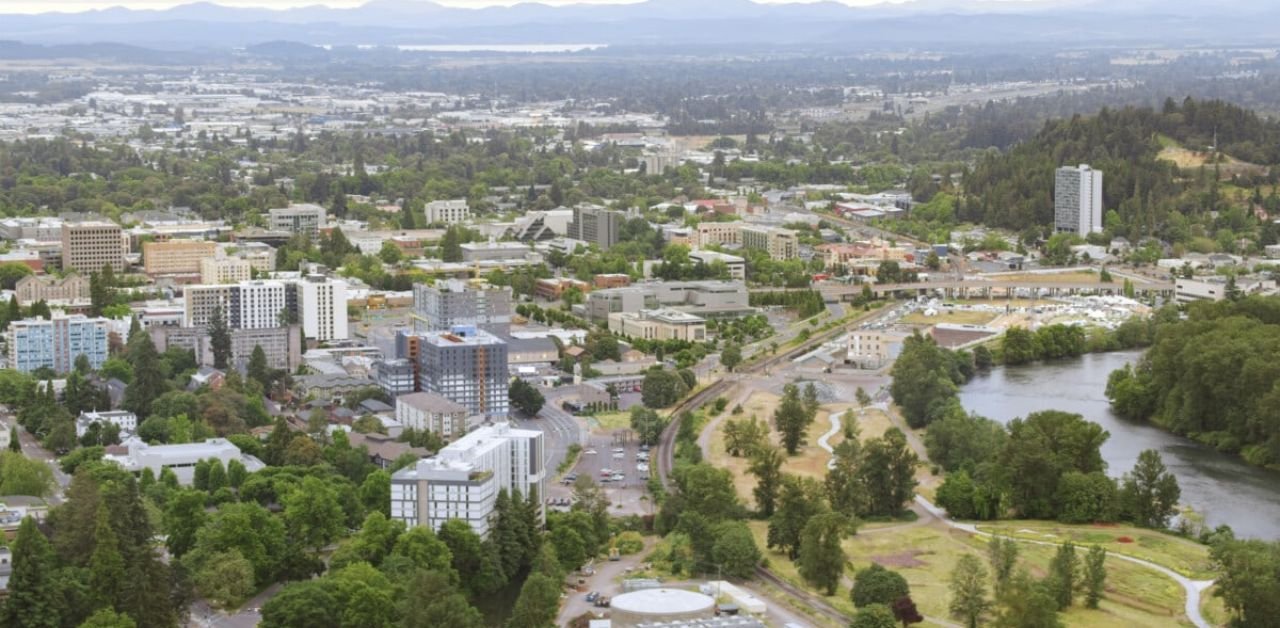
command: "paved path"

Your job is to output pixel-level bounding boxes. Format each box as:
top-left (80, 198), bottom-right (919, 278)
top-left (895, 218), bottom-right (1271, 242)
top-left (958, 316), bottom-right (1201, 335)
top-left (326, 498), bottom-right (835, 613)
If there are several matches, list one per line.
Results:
top-left (815, 408), bottom-right (843, 470)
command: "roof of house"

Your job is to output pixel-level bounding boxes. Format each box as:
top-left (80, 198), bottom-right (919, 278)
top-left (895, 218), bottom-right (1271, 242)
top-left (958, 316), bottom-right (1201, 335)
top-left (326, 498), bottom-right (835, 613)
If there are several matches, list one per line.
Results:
top-left (359, 399), bottom-right (394, 414)
top-left (396, 391), bottom-right (468, 415)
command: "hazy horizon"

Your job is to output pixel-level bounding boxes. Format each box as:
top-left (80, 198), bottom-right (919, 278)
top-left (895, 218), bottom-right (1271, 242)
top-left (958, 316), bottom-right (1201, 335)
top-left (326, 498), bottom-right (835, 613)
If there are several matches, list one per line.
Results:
top-left (0, 0), bottom-right (1027, 14)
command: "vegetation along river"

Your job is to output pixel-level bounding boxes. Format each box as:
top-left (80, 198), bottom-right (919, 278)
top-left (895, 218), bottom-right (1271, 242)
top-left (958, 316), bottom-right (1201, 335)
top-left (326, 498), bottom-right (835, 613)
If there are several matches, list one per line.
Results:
top-left (958, 349), bottom-right (1280, 540)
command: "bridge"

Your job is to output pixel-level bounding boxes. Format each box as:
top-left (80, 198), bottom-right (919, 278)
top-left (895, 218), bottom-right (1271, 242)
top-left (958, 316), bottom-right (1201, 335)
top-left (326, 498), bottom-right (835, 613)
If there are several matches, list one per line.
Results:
top-left (817, 278), bottom-right (1176, 301)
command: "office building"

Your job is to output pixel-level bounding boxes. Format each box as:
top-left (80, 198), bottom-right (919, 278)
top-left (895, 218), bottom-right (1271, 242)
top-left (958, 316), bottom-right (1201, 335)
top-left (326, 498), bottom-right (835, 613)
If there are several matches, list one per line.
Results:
top-left (150, 325), bottom-right (303, 371)
top-left (14, 274), bottom-right (89, 306)
top-left (104, 437), bottom-right (265, 485)
top-left (61, 221), bottom-right (127, 274)
top-left (0, 217), bottom-right (63, 242)
top-left (740, 225), bottom-right (799, 260)
top-left (9, 314), bottom-right (110, 374)
top-left (608, 309), bottom-right (707, 342)
top-left (269, 204), bottom-right (327, 237)
top-left (568, 204), bottom-right (625, 251)
top-left (296, 275), bottom-right (349, 341)
top-left (424, 199), bottom-right (471, 225)
top-left (688, 250), bottom-right (746, 281)
top-left (200, 256), bottom-right (254, 284)
top-left (1054, 164), bottom-right (1104, 236)
top-left (419, 326), bottom-right (509, 420)
top-left (412, 280), bottom-right (512, 335)
top-left (586, 281), bottom-right (752, 323)
top-left (390, 422), bottom-right (544, 536)
top-left (395, 392), bottom-right (470, 441)
top-left (75, 410), bottom-right (138, 438)
top-left (142, 240), bottom-right (217, 275)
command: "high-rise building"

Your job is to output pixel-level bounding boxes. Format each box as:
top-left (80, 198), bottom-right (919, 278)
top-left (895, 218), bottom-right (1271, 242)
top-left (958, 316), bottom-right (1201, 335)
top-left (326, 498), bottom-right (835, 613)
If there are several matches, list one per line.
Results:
top-left (419, 326), bottom-right (509, 420)
top-left (1054, 164), bottom-right (1104, 236)
top-left (568, 204), bottom-right (625, 251)
top-left (150, 325), bottom-right (303, 371)
top-left (61, 221), bottom-right (126, 274)
top-left (390, 422), bottom-right (544, 536)
top-left (142, 240), bottom-right (217, 275)
top-left (412, 280), bottom-right (512, 335)
top-left (269, 204), bottom-right (327, 237)
top-left (9, 314), bottom-right (110, 373)
top-left (296, 275), bottom-right (349, 342)
top-left (423, 199), bottom-right (471, 225)
top-left (184, 276), bottom-right (347, 341)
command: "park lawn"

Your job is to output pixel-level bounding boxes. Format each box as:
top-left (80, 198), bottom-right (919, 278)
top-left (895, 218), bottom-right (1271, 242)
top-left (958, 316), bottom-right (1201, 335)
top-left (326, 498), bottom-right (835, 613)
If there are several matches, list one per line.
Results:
top-left (748, 521), bottom-right (862, 619)
top-left (974, 521), bottom-right (1216, 579)
top-left (901, 310), bottom-right (999, 326)
top-left (590, 411), bottom-right (631, 432)
top-left (1199, 585), bottom-right (1228, 627)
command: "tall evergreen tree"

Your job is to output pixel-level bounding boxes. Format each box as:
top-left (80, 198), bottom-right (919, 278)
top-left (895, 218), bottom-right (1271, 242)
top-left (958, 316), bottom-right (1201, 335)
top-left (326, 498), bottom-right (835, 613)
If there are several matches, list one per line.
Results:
top-left (123, 333), bottom-right (166, 418)
top-left (208, 307), bottom-right (232, 370)
top-left (5, 517), bottom-right (61, 628)
top-left (89, 506), bottom-right (126, 611)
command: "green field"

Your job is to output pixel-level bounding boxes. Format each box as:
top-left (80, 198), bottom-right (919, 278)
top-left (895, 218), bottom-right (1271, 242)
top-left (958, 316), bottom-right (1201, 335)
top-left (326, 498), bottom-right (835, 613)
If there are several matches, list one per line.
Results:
top-left (976, 521), bottom-right (1215, 579)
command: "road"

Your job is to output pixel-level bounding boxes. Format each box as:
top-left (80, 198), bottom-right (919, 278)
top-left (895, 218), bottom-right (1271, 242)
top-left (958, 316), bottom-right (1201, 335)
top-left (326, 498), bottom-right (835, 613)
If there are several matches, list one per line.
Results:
top-left (522, 385), bottom-right (588, 478)
top-left (1, 414), bottom-right (71, 504)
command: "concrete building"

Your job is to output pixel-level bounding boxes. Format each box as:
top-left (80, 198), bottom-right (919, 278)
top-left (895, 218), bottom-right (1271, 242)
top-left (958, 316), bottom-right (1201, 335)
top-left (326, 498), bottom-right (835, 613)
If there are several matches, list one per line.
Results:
top-left (741, 225), bottom-right (799, 260)
top-left (395, 392), bottom-right (470, 441)
top-left (296, 275), bottom-right (349, 341)
top-left (75, 410), bottom-right (138, 438)
top-left (419, 326), bottom-right (509, 420)
top-left (269, 203), bottom-right (327, 236)
top-left (374, 358), bottom-right (416, 397)
top-left (586, 281), bottom-right (751, 323)
top-left (508, 208), bottom-right (574, 242)
top-left (1054, 164), bottom-right (1104, 236)
top-left (424, 199), bottom-right (471, 225)
top-left (0, 217), bottom-right (63, 242)
top-left (845, 329), bottom-right (908, 369)
top-left (14, 274), bottom-right (89, 306)
top-left (460, 241), bottom-right (538, 263)
top-left (142, 240), bottom-right (217, 275)
top-left (568, 204), bottom-right (625, 251)
top-left (61, 221), bottom-right (127, 274)
top-left (9, 314), bottom-right (109, 373)
top-left (150, 325), bottom-right (303, 371)
top-left (694, 221), bottom-right (742, 248)
top-left (412, 280), bottom-right (512, 335)
top-left (184, 276), bottom-right (347, 341)
top-left (390, 422), bottom-right (544, 537)
top-left (688, 250), bottom-right (746, 281)
top-left (104, 437), bottom-right (265, 485)
top-left (609, 309), bottom-right (707, 342)
top-left (200, 256), bottom-right (254, 284)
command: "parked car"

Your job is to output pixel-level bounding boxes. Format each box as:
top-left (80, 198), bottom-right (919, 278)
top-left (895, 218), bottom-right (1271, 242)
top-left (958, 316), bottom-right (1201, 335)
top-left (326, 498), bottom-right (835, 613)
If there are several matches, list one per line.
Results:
top-left (585, 591), bottom-right (599, 602)
top-left (583, 449), bottom-right (597, 455)
top-left (594, 597), bottom-right (611, 608)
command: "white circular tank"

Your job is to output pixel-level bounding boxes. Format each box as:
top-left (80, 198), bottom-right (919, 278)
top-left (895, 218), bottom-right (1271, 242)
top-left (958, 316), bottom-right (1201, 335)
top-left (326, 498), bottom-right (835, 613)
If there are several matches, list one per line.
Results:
top-left (610, 588), bottom-right (716, 628)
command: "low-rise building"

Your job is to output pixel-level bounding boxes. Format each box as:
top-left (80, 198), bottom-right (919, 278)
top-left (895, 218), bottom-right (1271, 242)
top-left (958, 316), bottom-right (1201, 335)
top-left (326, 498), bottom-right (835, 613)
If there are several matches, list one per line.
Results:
top-left (741, 225), bottom-right (799, 260)
top-left (390, 422), bottom-right (544, 537)
top-left (75, 410), bottom-right (138, 438)
top-left (609, 309), bottom-right (707, 342)
top-left (534, 277), bottom-right (591, 301)
top-left (461, 241), bottom-right (540, 263)
top-left (424, 199), bottom-right (471, 225)
top-left (104, 437), bottom-right (265, 485)
top-left (845, 329), bottom-right (908, 369)
top-left (395, 392), bottom-right (470, 441)
top-left (14, 274), bottom-right (90, 306)
top-left (269, 204), bottom-right (327, 236)
top-left (143, 240), bottom-right (217, 275)
top-left (688, 250), bottom-right (746, 281)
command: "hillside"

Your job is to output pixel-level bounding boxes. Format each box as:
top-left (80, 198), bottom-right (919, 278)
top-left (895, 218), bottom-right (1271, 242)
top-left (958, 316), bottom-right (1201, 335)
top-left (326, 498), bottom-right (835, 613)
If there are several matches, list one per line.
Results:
top-left (961, 98), bottom-right (1280, 235)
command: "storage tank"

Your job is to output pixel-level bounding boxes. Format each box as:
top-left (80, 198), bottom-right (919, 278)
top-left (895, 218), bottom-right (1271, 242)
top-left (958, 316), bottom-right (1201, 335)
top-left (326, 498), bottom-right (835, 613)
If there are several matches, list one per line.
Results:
top-left (609, 588), bottom-right (716, 628)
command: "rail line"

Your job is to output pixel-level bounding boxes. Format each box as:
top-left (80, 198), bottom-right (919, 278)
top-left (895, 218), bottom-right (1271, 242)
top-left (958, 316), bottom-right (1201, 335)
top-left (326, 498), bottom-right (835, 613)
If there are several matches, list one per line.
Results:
top-left (754, 566), bottom-right (851, 626)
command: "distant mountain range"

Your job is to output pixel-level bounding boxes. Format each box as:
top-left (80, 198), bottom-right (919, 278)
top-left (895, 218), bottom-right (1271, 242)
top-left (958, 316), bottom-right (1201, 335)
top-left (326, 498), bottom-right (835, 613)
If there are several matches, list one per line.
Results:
top-left (0, 0), bottom-right (1276, 52)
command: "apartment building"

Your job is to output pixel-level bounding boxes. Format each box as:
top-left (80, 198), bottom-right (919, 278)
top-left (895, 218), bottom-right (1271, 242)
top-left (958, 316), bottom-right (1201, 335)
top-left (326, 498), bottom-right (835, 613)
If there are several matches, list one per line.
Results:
top-left (1054, 164), bottom-right (1104, 237)
top-left (695, 221), bottom-right (742, 248)
top-left (269, 203), bottom-right (327, 237)
top-left (296, 275), bottom-right (349, 342)
top-left (419, 326), bottom-right (509, 420)
top-left (142, 239), bottom-right (216, 276)
top-left (183, 276), bottom-right (346, 341)
top-left (14, 274), bottom-right (90, 306)
top-left (199, 256), bottom-right (253, 284)
top-left (395, 392), bottom-right (470, 441)
top-left (150, 325), bottom-right (303, 371)
top-left (375, 359), bottom-right (417, 397)
top-left (412, 280), bottom-right (512, 335)
top-left (568, 204), bottom-right (625, 251)
top-left (608, 308), bottom-right (707, 342)
top-left (9, 314), bottom-right (110, 373)
top-left (61, 221), bottom-right (127, 274)
top-left (424, 199), bottom-right (471, 225)
top-left (390, 422), bottom-right (545, 536)
top-left (740, 225), bottom-right (799, 260)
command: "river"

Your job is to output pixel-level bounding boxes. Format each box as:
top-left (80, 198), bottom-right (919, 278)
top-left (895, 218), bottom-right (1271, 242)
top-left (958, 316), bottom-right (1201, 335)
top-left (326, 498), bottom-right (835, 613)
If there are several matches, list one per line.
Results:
top-left (959, 349), bottom-right (1280, 540)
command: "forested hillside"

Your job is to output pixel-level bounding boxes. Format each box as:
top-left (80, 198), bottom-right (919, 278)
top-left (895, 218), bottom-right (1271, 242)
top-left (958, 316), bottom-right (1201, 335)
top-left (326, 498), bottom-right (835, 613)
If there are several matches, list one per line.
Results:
top-left (962, 98), bottom-right (1280, 235)
top-left (1107, 296), bottom-right (1280, 468)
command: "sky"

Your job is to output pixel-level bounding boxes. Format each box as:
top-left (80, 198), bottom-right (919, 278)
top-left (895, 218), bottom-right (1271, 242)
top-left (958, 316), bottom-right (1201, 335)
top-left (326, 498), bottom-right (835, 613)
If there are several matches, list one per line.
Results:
top-left (0, 0), bottom-right (965, 13)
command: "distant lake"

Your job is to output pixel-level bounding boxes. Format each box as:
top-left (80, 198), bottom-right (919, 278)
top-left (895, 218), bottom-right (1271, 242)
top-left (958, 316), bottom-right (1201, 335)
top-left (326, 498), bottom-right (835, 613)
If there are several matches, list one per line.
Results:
top-left (346, 44), bottom-right (607, 53)
top-left (959, 349), bottom-right (1280, 540)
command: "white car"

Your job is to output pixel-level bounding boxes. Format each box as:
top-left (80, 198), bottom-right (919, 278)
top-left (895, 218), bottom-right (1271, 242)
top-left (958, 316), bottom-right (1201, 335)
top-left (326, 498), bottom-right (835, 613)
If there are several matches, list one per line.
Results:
top-left (583, 449), bottom-right (598, 455)
top-left (612, 452), bottom-right (625, 459)
top-left (636, 463), bottom-right (649, 472)
top-left (611, 447), bottom-right (625, 454)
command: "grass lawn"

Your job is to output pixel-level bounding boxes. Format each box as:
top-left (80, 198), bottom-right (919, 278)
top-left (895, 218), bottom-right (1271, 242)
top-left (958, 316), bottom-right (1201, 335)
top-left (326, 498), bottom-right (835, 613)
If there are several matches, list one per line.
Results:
top-left (1199, 585), bottom-right (1228, 627)
top-left (590, 411), bottom-right (631, 432)
top-left (901, 310), bottom-right (999, 326)
top-left (975, 521), bottom-right (1216, 579)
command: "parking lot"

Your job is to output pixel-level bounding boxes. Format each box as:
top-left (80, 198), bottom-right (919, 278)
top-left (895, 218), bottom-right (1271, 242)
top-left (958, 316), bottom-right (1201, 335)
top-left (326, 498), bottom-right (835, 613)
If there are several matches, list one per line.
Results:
top-left (548, 428), bottom-right (654, 516)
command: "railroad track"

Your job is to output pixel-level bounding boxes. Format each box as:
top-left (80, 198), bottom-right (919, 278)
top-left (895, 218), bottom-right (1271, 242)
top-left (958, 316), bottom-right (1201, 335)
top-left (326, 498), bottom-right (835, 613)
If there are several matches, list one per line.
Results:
top-left (754, 566), bottom-right (851, 626)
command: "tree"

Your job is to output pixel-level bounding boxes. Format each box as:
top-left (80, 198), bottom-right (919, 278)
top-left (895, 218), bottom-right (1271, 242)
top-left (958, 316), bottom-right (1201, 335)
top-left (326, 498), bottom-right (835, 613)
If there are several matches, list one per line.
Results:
top-left (509, 378), bottom-right (546, 416)
top-left (208, 307), bottom-right (232, 370)
top-left (194, 549), bottom-right (256, 609)
top-left (282, 477), bottom-right (345, 552)
top-left (773, 383), bottom-right (812, 454)
top-left (891, 596), bottom-right (924, 627)
top-left (439, 519), bottom-right (504, 595)
top-left (721, 342), bottom-right (742, 372)
top-left (798, 513), bottom-right (848, 596)
top-left (1083, 545), bottom-right (1107, 609)
top-left (123, 332), bottom-right (167, 418)
top-left (80, 609), bottom-right (138, 628)
top-left (392, 526), bottom-right (455, 577)
top-left (826, 439), bottom-right (867, 516)
top-left (8, 425), bottom-right (17, 452)
top-left (852, 563), bottom-right (910, 608)
top-left (247, 345), bottom-right (271, 389)
top-left (748, 445), bottom-right (784, 517)
top-left (949, 554), bottom-right (992, 628)
top-left (89, 506), bottom-right (126, 612)
top-left (401, 569), bottom-right (484, 628)
top-left (440, 226), bottom-right (464, 262)
top-left (1000, 410), bottom-right (1108, 520)
top-left (994, 571), bottom-right (1062, 628)
top-left (5, 517), bottom-right (60, 628)
top-left (641, 368), bottom-right (688, 408)
top-left (850, 604), bottom-right (898, 628)
top-left (261, 580), bottom-right (340, 628)
top-left (711, 520), bottom-right (761, 579)
top-left (857, 429), bottom-right (918, 518)
top-left (0, 451), bottom-right (55, 497)
top-left (1047, 542), bottom-right (1078, 609)
top-left (768, 475), bottom-right (827, 559)
top-left (988, 536), bottom-right (1019, 597)
top-left (1001, 326), bottom-right (1039, 365)
top-left (1120, 449), bottom-right (1181, 529)
top-left (889, 333), bottom-right (961, 428)
top-left (1210, 536), bottom-right (1280, 627)
top-left (856, 386), bottom-right (872, 408)
top-left (629, 406), bottom-right (668, 446)
top-left (163, 489), bottom-right (208, 558)
top-left (507, 572), bottom-right (560, 628)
